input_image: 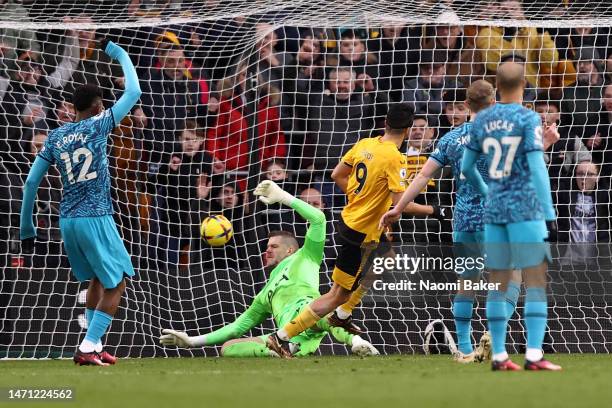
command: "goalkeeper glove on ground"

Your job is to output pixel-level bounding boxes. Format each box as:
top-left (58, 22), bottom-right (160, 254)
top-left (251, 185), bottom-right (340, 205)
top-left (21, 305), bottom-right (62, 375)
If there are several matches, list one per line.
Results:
top-left (159, 329), bottom-right (195, 348)
top-left (351, 335), bottom-right (380, 356)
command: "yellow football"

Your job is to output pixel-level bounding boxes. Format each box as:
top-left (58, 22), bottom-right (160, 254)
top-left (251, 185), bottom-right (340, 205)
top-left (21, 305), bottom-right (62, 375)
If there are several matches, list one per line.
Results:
top-left (200, 215), bottom-right (234, 247)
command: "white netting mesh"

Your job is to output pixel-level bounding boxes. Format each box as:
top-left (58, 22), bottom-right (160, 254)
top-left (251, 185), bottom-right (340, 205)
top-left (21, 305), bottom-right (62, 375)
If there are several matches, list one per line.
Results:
top-left (1, 0), bottom-right (611, 357)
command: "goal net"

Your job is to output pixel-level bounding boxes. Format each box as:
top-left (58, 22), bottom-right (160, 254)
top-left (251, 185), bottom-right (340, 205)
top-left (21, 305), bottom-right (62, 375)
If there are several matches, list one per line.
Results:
top-left (1, 0), bottom-right (611, 358)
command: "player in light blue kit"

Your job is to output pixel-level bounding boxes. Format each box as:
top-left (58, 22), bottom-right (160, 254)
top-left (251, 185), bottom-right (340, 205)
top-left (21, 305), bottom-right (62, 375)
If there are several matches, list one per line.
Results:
top-left (461, 63), bottom-right (561, 371)
top-left (381, 81), bottom-right (500, 363)
top-left (20, 39), bottom-right (142, 366)
top-left (381, 80), bottom-right (559, 364)
top-left (381, 81), bottom-right (499, 363)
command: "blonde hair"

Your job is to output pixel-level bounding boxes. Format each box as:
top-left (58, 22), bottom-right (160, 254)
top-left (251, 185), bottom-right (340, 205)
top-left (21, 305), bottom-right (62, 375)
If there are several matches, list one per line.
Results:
top-left (467, 80), bottom-right (495, 113)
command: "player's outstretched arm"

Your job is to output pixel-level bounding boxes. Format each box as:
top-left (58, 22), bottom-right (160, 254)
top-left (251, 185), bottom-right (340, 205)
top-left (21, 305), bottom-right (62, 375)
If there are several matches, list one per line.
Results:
top-left (461, 148), bottom-right (488, 196)
top-left (526, 150), bottom-right (556, 221)
top-left (19, 157), bottom-right (52, 240)
top-left (100, 39), bottom-right (142, 124)
top-left (254, 180), bottom-right (326, 255)
top-left (160, 297), bottom-right (269, 348)
top-left (380, 159), bottom-right (441, 229)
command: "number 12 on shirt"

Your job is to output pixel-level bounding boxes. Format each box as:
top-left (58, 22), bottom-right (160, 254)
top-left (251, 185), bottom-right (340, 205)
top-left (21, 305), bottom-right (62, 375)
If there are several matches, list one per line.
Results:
top-left (60, 147), bottom-right (98, 184)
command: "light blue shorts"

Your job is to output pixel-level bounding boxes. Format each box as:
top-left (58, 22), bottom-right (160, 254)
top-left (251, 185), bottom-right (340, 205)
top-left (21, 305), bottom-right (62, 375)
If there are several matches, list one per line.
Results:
top-left (60, 215), bottom-right (135, 289)
top-left (453, 231), bottom-right (485, 279)
top-left (484, 220), bottom-right (551, 270)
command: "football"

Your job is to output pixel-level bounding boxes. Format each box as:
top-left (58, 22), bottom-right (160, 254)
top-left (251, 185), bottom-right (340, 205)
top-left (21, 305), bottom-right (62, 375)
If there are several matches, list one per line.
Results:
top-left (200, 215), bottom-right (234, 246)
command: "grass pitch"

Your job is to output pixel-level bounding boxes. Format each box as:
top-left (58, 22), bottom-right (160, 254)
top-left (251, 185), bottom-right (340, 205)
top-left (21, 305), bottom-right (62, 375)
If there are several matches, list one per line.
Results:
top-left (1, 354), bottom-right (610, 408)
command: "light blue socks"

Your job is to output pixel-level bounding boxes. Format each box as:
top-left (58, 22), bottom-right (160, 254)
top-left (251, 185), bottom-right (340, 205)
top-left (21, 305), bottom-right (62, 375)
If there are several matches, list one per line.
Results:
top-left (453, 294), bottom-right (475, 354)
top-left (486, 290), bottom-right (508, 356)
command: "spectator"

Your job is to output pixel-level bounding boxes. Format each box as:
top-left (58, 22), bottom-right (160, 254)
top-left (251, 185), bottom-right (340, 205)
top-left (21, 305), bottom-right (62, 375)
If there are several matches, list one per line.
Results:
top-left (264, 158), bottom-right (296, 194)
top-left (327, 29), bottom-right (378, 87)
top-left (476, 0), bottom-right (558, 88)
top-left (307, 67), bottom-right (375, 168)
top-left (265, 160), bottom-right (288, 182)
top-left (127, 0), bottom-right (182, 17)
top-left (422, 10), bottom-right (478, 84)
top-left (306, 67), bottom-right (375, 206)
top-left (561, 47), bottom-right (604, 154)
top-left (256, 160), bottom-right (296, 237)
top-left (211, 179), bottom-right (244, 218)
top-left (151, 30), bottom-right (213, 99)
top-left (326, 29), bottom-right (389, 129)
top-left (406, 114), bottom-right (437, 156)
top-left (369, 21), bottom-right (414, 101)
top-left (535, 98), bottom-right (592, 195)
top-left (58, 15), bottom-right (122, 104)
top-left (216, 63), bottom-right (287, 164)
top-left (0, 0), bottom-right (40, 64)
top-left (596, 83), bottom-right (612, 172)
top-left (400, 114), bottom-right (453, 242)
top-left (155, 121), bottom-right (215, 265)
top-left (255, 80), bottom-right (287, 164)
top-left (206, 77), bottom-right (248, 190)
top-left (606, 53), bottom-right (612, 86)
top-left (438, 88), bottom-right (468, 137)
top-left (208, 177), bottom-right (248, 270)
top-left (265, 160), bottom-right (287, 183)
top-left (402, 49), bottom-right (460, 120)
top-left (187, 15), bottom-right (251, 81)
top-left (288, 31), bottom-right (326, 136)
top-left (207, 72), bottom-right (285, 191)
top-left (48, 95), bottom-right (75, 129)
top-left (0, 32), bottom-right (78, 169)
top-left (557, 161), bottom-right (611, 265)
top-left (141, 42), bottom-right (214, 165)
top-left (552, 26), bottom-right (611, 66)
top-left (294, 32), bottom-right (325, 93)
top-left (299, 187), bottom-right (325, 211)
top-left (423, 12), bottom-right (463, 57)
top-left (254, 23), bottom-right (294, 95)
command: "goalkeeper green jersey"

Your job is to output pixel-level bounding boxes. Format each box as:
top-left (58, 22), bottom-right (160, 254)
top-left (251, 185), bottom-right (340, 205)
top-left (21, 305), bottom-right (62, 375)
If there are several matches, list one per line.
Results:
top-left (203, 198), bottom-right (331, 353)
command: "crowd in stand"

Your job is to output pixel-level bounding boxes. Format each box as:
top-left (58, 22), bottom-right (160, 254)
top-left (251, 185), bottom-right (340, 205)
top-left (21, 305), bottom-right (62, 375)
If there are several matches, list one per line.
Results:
top-left (1, 0), bottom-right (611, 273)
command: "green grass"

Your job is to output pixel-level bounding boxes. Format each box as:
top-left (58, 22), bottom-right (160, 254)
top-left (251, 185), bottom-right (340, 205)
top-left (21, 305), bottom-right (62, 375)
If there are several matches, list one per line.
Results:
top-left (1, 355), bottom-right (611, 408)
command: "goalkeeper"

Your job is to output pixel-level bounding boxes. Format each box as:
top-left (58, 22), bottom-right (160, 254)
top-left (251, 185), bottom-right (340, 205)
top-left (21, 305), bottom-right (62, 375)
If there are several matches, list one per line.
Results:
top-left (159, 180), bottom-right (378, 357)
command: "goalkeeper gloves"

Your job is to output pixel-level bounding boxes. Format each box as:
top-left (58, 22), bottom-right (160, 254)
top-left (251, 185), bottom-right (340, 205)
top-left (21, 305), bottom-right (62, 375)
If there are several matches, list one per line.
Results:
top-left (254, 180), bottom-right (295, 206)
top-left (431, 205), bottom-right (452, 222)
top-left (159, 329), bottom-right (197, 348)
top-left (351, 335), bottom-right (380, 356)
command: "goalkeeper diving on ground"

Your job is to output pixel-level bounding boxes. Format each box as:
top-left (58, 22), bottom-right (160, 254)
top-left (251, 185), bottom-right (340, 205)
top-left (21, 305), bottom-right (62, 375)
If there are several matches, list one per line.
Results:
top-left (159, 180), bottom-right (379, 357)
